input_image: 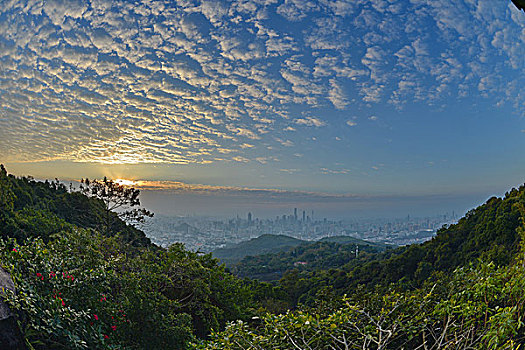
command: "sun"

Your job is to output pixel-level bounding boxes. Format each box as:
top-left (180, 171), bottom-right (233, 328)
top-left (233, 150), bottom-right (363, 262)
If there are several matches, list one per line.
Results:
top-left (115, 179), bottom-right (136, 186)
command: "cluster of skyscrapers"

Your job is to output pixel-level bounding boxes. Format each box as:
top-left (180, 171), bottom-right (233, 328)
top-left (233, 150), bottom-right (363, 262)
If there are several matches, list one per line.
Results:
top-left (248, 208), bottom-right (317, 225)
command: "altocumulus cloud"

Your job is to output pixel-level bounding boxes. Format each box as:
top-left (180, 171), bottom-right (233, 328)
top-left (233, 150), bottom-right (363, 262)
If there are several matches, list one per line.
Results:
top-left (0, 0), bottom-right (523, 164)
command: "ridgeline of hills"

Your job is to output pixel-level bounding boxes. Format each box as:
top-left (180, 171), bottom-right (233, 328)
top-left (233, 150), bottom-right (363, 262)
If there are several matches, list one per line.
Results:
top-left (214, 234), bottom-right (391, 281)
top-left (2, 165), bottom-right (525, 348)
top-left (212, 234), bottom-right (308, 265)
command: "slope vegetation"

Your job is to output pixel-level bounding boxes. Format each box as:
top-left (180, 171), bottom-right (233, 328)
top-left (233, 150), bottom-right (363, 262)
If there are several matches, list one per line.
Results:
top-left (231, 237), bottom-right (391, 281)
top-left (212, 234), bottom-right (308, 265)
top-left (278, 186), bottom-right (525, 305)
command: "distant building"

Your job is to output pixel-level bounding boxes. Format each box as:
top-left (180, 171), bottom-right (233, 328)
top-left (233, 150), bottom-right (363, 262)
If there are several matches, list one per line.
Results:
top-left (248, 212), bottom-right (252, 222)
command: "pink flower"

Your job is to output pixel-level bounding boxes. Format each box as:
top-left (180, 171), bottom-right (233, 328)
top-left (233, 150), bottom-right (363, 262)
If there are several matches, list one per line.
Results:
top-left (36, 273), bottom-right (43, 281)
top-left (94, 314), bottom-right (99, 321)
top-left (12, 248), bottom-right (17, 252)
top-left (100, 295), bottom-right (106, 302)
top-left (61, 299), bottom-right (65, 306)
top-left (111, 325), bottom-right (116, 331)
top-left (103, 334), bottom-right (109, 339)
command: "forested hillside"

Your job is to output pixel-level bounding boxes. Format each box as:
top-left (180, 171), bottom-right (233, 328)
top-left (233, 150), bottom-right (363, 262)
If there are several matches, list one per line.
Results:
top-left (2, 164), bottom-right (525, 349)
top-left (0, 165), bottom-right (150, 246)
top-left (0, 166), bottom-right (257, 348)
top-left (201, 187), bottom-right (525, 349)
top-left (230, 237), bottom-right (391, 281)
top-left (212, 234), bottom-right (307, 265)
top-left (274, 187), bottom-right (525, 306)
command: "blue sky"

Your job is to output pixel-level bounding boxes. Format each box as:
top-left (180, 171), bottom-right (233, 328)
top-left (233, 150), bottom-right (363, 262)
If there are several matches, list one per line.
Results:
top-left (0, 0), bottom-right (524, 218)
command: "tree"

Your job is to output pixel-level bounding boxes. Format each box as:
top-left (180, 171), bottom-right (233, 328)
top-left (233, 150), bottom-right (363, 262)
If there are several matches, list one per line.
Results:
top-left (79, 177), bottom-right (153, 234)
top-left (0, 164), bottom-right (15, 215)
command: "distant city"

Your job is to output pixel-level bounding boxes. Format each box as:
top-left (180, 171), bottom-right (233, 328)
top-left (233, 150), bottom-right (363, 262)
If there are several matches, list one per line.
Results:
top-left (143, 208), bottom-right (459, 252)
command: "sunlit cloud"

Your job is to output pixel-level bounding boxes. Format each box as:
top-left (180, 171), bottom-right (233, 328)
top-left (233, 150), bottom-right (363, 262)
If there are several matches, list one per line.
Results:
top-left (131, 179), bottom-right (366, 200)
top-left (294, 116), bottom-right (327, 127)
top-left (115, 179), bottom-right (137, 186)
top-left (320, 167), bottom-right (350, 175)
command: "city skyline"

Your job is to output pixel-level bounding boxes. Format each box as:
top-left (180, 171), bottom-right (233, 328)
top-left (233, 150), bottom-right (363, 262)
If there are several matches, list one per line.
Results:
top-left (147, 205), bottom-right (453, 251)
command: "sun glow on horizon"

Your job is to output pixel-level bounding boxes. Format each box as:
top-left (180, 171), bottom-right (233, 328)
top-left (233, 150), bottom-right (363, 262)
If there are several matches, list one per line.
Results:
top-left (115, 179), bottom-right (137, 187)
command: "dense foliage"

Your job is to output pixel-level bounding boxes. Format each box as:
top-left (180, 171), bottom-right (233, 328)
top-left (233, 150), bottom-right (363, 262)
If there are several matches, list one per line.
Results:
top-left (232, 240), bottom-right (389, 281)
top-left (0, 165), bottom-right (150, 246)
top-left (198, 258), bottom-right (525, 349)
top-left (212, 234), bottom-right (308, 266)
top-left (2, 229), bottom-right (255, 349)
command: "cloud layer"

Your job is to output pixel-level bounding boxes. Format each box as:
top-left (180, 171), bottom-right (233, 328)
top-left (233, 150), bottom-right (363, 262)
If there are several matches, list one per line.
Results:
top-left (126, 178), bottom-right (366, 200)
top-left (0, 0), bottom-right (523, 164)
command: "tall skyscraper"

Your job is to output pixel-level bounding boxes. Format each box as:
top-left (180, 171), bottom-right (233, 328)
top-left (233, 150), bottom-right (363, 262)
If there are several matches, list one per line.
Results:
top-left (294, 208), bottom-right (298, 221)
top-left (248, 212), bottom-right (252, 222)
top-left (302, 210), bottom-right (306, 222)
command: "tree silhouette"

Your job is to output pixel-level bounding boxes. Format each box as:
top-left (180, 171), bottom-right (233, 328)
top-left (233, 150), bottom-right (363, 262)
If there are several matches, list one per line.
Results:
top-left (79, 177), bottom-right (153, 234)
top-left (0, 164), bottom-right (15, 215)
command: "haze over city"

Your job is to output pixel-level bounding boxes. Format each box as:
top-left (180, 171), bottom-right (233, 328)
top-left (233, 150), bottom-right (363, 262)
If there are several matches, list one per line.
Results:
top-left (1, 0), bottom-right (524, 219)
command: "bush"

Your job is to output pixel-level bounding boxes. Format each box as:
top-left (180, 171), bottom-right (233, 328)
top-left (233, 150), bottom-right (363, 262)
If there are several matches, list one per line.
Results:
top-left (0, 228), bottom-right (252, 349)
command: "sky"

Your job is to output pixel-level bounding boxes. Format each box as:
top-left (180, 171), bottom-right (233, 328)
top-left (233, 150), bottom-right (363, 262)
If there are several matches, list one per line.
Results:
top-left (0, 0), bottom-right (524, 219)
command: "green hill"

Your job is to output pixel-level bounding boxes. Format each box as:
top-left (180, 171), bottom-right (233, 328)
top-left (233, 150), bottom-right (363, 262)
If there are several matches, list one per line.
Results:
top-left (230, 236), bottom-right (392, 281)
top-left (212, 233), bottom-right (390, 269)
top-left (212, 234), bottom-right (308, 265)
